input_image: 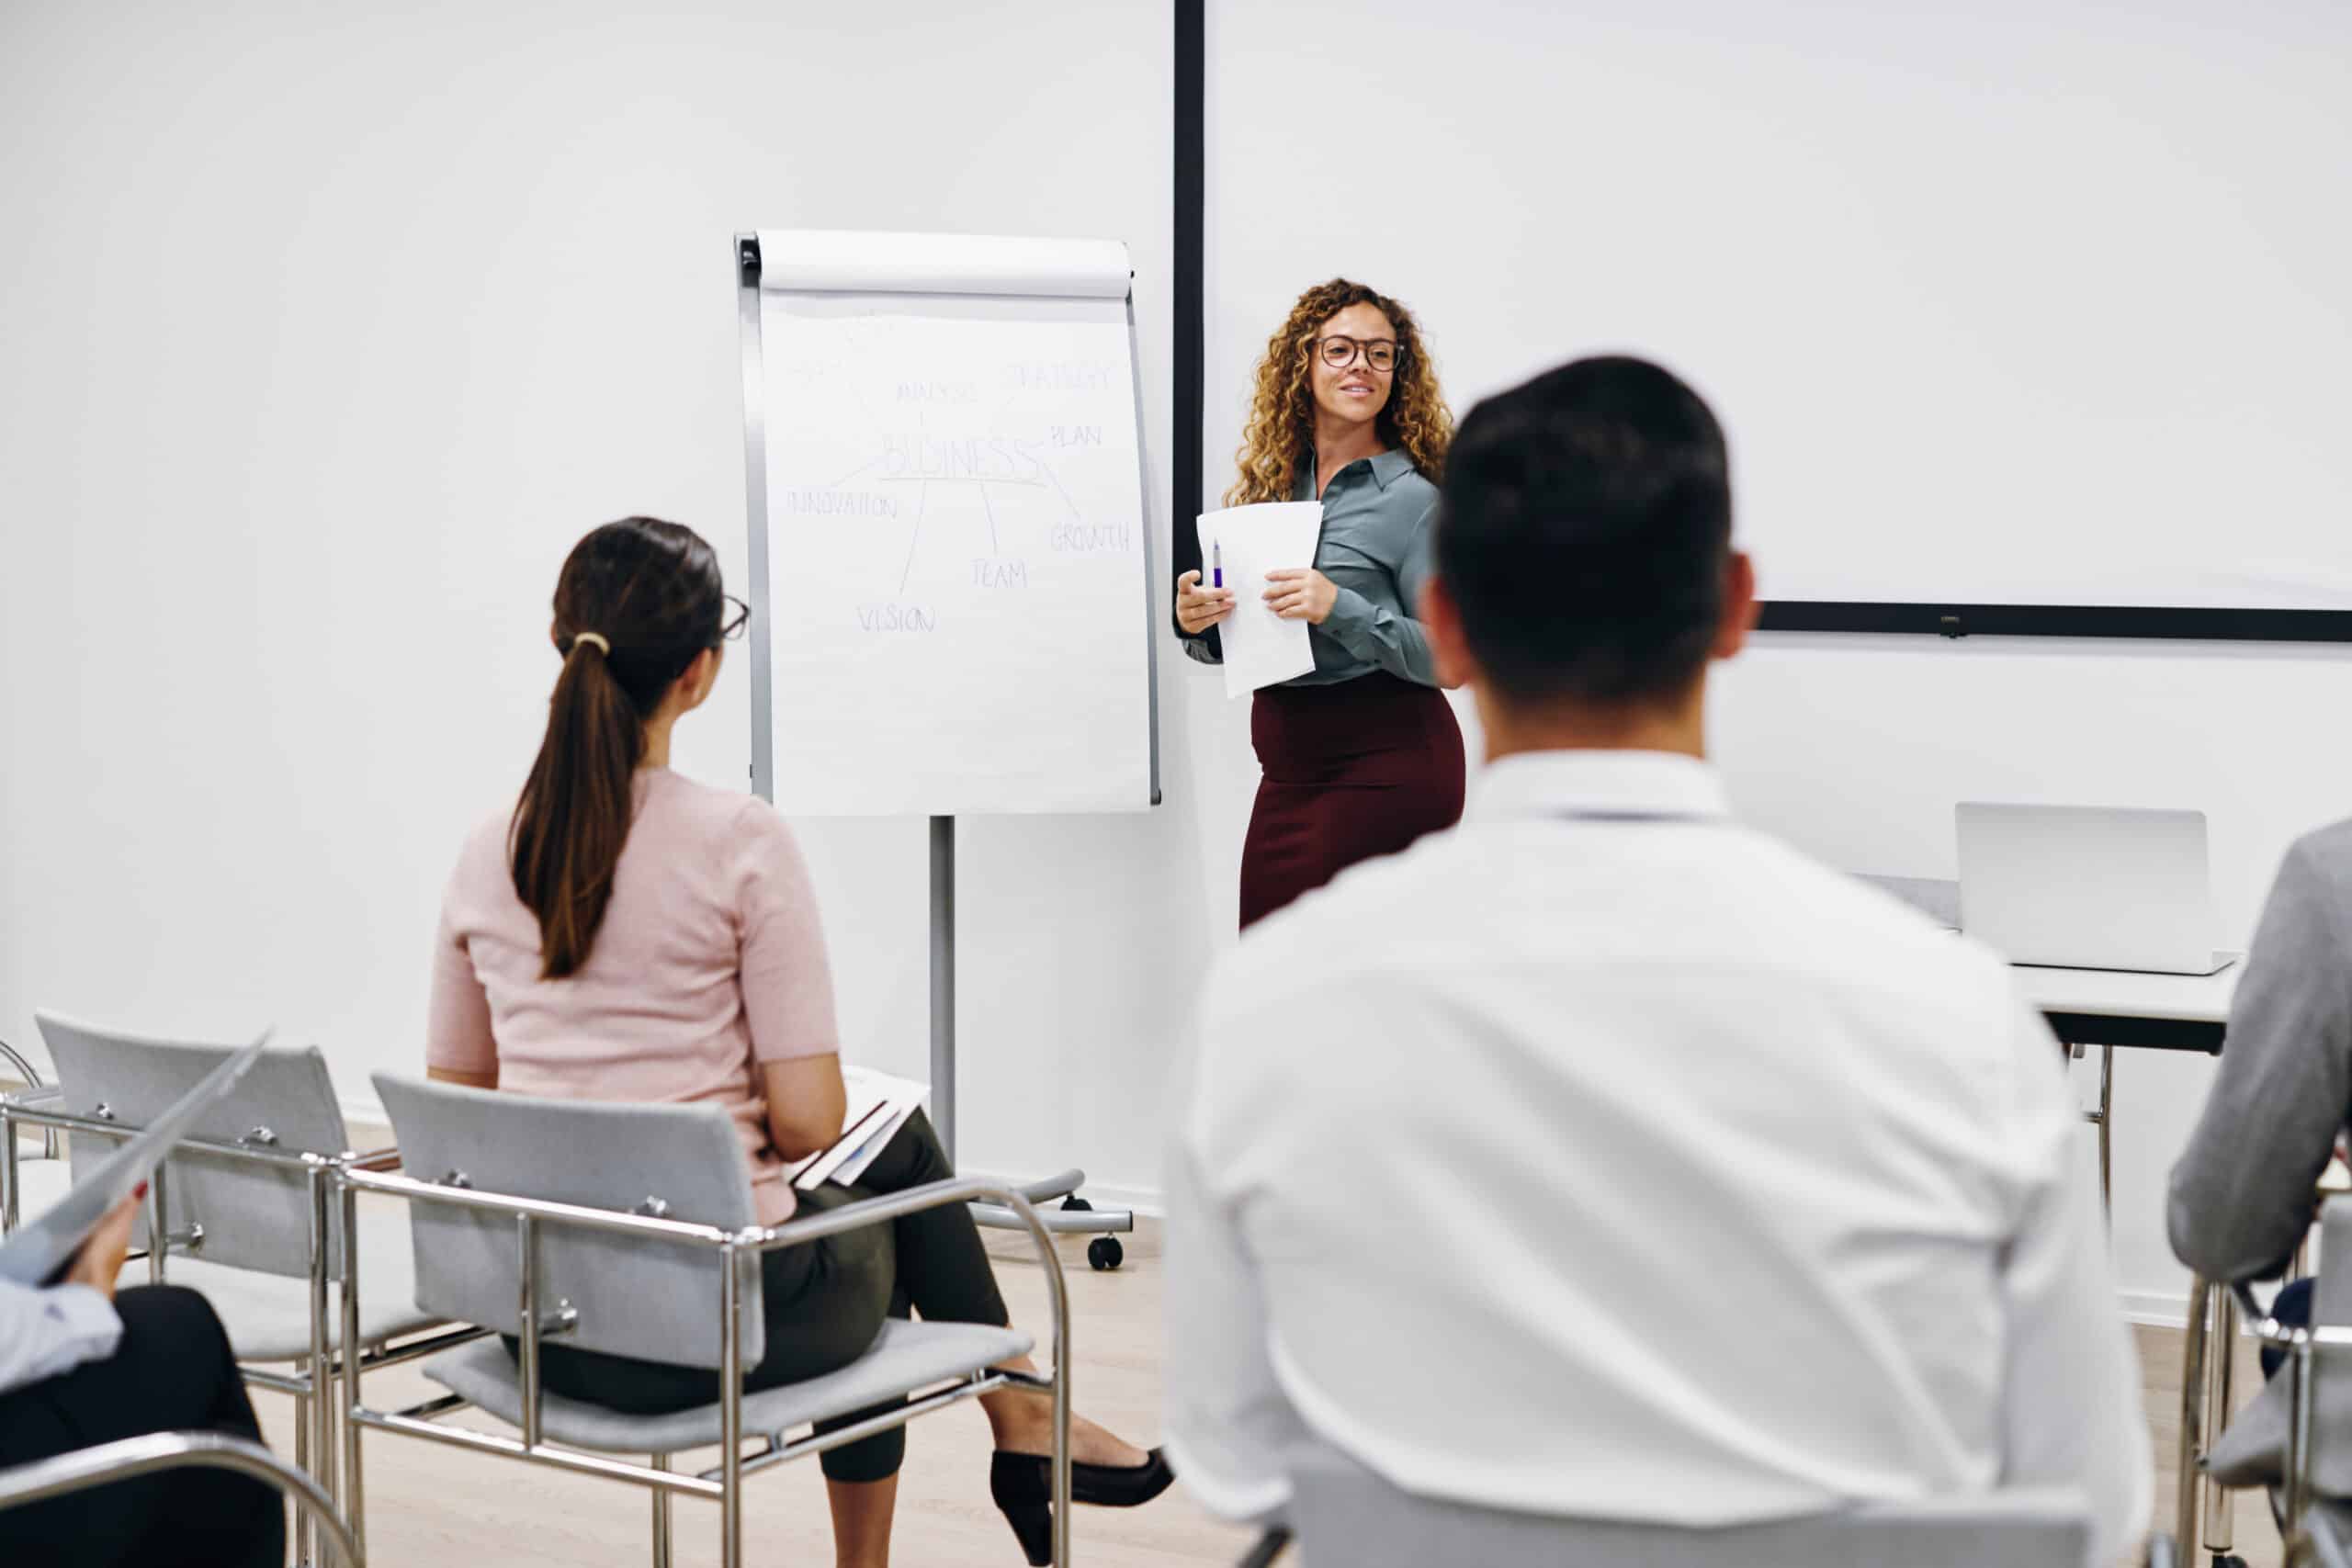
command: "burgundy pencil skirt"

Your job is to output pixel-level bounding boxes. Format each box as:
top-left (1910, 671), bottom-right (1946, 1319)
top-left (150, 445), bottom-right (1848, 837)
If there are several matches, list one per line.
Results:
top-left (1238, 672), bottom-right (1466, 930)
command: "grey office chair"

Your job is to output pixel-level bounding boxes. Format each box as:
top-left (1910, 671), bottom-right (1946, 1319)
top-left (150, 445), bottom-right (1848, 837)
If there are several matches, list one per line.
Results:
top-left (2197, 1197), bottom-right (2352, 1568)
top-left (0, 1430), bottom-right (360, 1567)
top-left (24, 1012), bottom-right (476, 1562)
top-left (341, 1074), bottom-right (1066, 1568)
top-left (1236, 1438), bottom-right (2121, 1567)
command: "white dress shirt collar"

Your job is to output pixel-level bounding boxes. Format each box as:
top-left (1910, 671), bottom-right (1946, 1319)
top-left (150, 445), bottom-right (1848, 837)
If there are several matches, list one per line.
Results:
top-left (1466, 748), bottom-right (1732, 826)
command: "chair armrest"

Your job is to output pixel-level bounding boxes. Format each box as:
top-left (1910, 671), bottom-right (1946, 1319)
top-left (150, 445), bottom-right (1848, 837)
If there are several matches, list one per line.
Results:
top-left (0, 1083), bottom-right (62, 1109)
top-left (751, 1176), bottom-right (1072, 1389)
top-left (0, 1431), bottom-right (360, 1565)
top-left (749, 1176), bottom-right (1018, 1252)
top-left (0, 1038), bottom-right (47, 1091)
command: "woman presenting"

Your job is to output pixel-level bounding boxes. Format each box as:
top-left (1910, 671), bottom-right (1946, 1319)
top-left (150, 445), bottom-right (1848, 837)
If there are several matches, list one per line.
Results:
top-left (1177, 278), bottom-right (1464, 928)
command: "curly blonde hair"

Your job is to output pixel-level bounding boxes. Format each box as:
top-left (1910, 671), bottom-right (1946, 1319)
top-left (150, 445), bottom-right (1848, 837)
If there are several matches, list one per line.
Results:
top-left (1225, 278), bottom-right (1453, 506)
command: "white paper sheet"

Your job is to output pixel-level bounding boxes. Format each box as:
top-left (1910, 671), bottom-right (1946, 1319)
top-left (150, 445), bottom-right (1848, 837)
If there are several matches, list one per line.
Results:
top-left (785, 1066), bottom-right (929, 1191)
top-left (759, 282), bottom-right (1153, 816)
top-left (1195, 502), bottom-right (1322, 699)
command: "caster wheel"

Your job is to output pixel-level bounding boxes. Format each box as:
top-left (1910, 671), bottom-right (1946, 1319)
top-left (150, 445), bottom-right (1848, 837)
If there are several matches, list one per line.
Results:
top-left (1060, 1196), bottom-right (1093, 1213)
top-left (1088, 1236), bottom-right (1125, 1272)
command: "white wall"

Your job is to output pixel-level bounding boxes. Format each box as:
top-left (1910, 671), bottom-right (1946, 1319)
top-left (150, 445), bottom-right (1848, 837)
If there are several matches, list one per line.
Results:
top-left (1204, 0), bottom-right (2352, 1317)
top-left (0, 0), bottom-right (1227, 1210)
top-left (7, 3), bottom-right (2345, 1320)
top-left (1207, 0), bottom-right (2352, 612)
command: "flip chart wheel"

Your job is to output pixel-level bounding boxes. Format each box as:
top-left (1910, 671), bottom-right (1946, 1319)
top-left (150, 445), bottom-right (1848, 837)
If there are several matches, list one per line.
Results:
top-left (1060, 1196), bottom-right (1125, 1270)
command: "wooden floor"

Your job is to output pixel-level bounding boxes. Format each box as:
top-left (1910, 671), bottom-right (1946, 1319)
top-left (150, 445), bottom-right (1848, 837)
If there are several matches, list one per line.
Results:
top-left (241, 1218), bottom-right (2280, 1568)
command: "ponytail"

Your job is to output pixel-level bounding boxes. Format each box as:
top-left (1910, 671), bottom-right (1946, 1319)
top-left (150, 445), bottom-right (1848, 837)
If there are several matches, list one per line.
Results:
top-left (512, 638), bottom-right (643, 978)
top-left (510, 518), bottom-right (726, 979)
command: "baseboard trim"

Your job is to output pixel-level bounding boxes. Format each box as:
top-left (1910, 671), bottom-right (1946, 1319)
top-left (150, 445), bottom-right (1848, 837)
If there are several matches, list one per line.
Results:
top-left (2120, 1288), bottom-right (2195, 1329)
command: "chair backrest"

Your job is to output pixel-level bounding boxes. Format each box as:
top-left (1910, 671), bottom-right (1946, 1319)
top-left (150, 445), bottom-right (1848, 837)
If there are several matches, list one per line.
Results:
top-left (37, 1011), bottom-right (352, 1277)
top-left (373, 1074), bottom-right (765, 1370)
top-left (1280, 1439), bottom-right (2089, 1568)
top-left (2307, 1195), bottom-right (2352, 1497)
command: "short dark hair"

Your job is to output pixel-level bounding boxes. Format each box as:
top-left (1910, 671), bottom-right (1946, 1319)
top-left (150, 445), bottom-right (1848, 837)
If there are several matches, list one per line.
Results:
top-left (1434, 355), bottom-right (1732, 707)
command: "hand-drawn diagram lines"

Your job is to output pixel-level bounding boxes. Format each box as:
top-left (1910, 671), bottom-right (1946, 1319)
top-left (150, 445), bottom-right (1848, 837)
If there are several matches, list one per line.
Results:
top-left (773, 318), bottom-right (1128, 615)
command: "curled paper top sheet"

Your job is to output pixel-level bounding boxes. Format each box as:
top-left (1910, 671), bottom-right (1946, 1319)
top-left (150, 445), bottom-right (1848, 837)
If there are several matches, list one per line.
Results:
top-left (756, 230), bottom-right (1131, 299)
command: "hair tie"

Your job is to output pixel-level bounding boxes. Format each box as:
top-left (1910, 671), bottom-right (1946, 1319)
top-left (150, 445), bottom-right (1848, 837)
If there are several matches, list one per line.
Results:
top-left (570, 632), bottom-right (610, 657)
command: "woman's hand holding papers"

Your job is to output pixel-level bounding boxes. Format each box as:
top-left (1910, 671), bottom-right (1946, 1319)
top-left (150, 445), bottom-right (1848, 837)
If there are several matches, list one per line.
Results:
top-left (63, 1190), bottom-right (141, 1301)
top-left (1263, 567), bottom-right (1337, 625)
top-left (1176, 570), bottom-right (1236, 634)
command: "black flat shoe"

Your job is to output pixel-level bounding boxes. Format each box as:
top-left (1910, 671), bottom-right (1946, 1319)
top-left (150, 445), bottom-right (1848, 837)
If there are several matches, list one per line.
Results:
top-left (989, 1449), bottom-right (1175, 1563)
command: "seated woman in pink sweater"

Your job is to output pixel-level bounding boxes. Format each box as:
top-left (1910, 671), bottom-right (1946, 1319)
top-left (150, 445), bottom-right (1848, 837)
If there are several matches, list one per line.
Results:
top-left (425, 516), bottom-right (1170, 1567)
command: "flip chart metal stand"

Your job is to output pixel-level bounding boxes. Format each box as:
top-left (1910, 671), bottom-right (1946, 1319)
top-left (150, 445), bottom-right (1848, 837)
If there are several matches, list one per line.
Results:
top-left (736, 233), bottom-right (1136, 1269)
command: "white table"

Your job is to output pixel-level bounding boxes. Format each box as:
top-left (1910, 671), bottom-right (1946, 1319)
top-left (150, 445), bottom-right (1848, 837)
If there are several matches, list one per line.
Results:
top-left (2017, 955), bottom-right (2239, 1208)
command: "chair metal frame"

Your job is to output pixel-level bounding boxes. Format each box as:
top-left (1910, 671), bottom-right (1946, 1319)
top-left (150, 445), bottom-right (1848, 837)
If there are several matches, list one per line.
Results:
top-left (0, 1037), bottom-right (61, 1163)
top-left (2178, 1276), bottom-right (2248, 1564)
top-left (337, 1164), bottom-right (1073, 1568)
top-left (0, 1092), bottom-right (484, 1564)
top-left (2227, 1278), bottom-right (2351, 1565)
top-left (2177, 1204), bottom-right (2334, 1565)
top-left (0, 1429), bottom-right (362, 1566)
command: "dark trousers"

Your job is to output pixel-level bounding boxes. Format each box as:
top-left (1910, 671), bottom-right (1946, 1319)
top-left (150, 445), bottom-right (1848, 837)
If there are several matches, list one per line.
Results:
top-left (529, 1109), bottom-right (1009, 1483)
top-left (0, 1284), bottom-right (283, 1568)
top-left (2264, 1278), bottom-right (2316, 1380)
top-left (1241, 672), bottom-right (1465, 930)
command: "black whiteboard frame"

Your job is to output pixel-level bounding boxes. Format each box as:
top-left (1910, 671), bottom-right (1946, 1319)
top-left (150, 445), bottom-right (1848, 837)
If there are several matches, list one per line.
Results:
top-left (1755, 602), bottom-right (2352, 642)
top-left (1168, 0), bottom-right (2352, 648)
top-left (1170, 0), bottom-right (1213, 657)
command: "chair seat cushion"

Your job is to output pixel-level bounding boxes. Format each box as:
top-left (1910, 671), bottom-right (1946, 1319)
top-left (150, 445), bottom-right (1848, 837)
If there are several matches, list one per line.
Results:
top-left (165, 1207), bottom-right (444, 1363)
top-left (423, 1318), bottom-right (1033, 1453)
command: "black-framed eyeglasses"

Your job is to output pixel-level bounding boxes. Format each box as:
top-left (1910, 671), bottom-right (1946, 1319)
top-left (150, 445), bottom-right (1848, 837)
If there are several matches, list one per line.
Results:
top-left (719, 593), bottom-right (752, 642)
top-left (1317, 334), bottom-right (1399, 373)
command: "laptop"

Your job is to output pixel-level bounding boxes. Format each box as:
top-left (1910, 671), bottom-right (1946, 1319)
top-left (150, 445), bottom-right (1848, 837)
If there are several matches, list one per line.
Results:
top-left (1955, 803), bottom-right (2233, 976)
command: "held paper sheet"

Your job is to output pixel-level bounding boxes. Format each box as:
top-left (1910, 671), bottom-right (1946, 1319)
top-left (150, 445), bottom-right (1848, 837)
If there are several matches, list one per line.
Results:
top-left (1196, 502), bottom-right (1322, 699)
top-left (786, 1066), bottom-right (929, 1191)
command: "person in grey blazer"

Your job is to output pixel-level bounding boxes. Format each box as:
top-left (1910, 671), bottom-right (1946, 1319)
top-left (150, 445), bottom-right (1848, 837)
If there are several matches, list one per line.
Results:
top-left (2171, 821), bottom-right (2352, 1291)
top-left (2169, 820), bottom-right (2352, 1491)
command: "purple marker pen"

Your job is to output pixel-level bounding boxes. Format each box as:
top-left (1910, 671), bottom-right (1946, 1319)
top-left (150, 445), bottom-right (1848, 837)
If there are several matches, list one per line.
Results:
top-left (1212, 540), bottom-right (1223, 590)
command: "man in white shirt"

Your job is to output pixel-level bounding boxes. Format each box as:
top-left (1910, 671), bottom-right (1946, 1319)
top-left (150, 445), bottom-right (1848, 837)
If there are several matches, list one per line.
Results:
top-left (1164, 355), bottom-right (2150, 1565)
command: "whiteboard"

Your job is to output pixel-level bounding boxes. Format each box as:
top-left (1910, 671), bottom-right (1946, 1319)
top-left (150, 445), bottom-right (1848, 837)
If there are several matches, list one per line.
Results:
top-left (1206, 0), bottom-right (2352, 616)
top-left (744, 230), bottom-right (1157, 816)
